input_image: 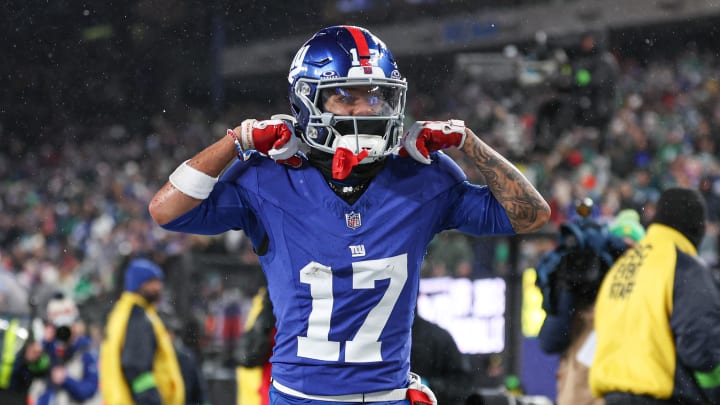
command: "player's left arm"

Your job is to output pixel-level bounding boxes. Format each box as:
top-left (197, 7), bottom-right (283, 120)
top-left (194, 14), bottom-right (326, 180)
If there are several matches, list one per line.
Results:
top-left (401, 121), bottom-right (550, 233)
top-left (461, 129), bottom-right (550, 233)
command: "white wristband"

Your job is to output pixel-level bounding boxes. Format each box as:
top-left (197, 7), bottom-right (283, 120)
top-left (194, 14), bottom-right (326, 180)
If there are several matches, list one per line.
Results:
top-left (168, 160), bottom-right (218, 200)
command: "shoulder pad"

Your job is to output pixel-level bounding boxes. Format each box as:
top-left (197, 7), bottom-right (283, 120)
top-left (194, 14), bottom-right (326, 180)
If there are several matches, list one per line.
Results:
top-left (385, 152), bottom-right (467, 201)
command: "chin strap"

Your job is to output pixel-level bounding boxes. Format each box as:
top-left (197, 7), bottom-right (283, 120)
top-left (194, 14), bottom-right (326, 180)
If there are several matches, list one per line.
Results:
top-left (331, 147), bottom-right (369, 180)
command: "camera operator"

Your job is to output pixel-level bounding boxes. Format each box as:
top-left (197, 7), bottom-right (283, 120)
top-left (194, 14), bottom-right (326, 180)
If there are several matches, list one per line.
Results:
top-left (15, 292), bottom-right (101, 405)
top-left (536, 201), bottom-right (643, 405)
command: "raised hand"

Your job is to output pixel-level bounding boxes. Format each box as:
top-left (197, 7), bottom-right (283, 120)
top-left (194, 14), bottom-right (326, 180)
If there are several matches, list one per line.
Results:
top-left (400, 120), bottom-right (467, 164)
top-left (234, 118), bottom-right (299, 159)
top-left (51, 366), bottom-right (68, 385)
top-left (407, 372), bottom-right (437, 405)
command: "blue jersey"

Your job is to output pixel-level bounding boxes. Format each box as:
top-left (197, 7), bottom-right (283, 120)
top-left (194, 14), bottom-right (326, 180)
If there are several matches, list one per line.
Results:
top-left (162, 152), bottom-right (514, 395)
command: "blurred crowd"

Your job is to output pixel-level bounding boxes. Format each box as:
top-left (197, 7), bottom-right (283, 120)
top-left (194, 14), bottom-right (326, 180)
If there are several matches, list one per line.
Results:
top-left (424, 44), bottom-right (720, 275)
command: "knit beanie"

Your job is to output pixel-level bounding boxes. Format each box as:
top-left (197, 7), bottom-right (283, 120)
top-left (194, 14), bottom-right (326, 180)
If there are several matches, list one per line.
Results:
top-left (124, 258), bottom-right (164, 292)
top-left (609, 209), bottom-right (646, 242)
top-left (652, 187), bottom-right (706, 248)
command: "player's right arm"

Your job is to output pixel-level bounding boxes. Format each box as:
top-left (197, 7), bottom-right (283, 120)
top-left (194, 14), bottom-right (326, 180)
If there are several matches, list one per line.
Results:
top-left (149, 135), bottom-right (237, 225)
top-left (149, 119), bottom-right (298, 225)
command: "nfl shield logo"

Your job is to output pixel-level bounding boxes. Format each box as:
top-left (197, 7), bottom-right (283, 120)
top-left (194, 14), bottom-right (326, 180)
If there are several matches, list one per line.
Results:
top-left (345, 211), bottom-right (362, 230)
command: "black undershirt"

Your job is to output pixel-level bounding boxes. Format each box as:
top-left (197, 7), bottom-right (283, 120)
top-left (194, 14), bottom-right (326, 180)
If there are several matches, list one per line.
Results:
top-left (306, 150), bottom-right (385, 205)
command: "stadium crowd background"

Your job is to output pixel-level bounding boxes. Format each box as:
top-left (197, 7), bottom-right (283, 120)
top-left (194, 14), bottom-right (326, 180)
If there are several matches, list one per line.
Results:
top-left (3, 0), bottom-right (720, 399)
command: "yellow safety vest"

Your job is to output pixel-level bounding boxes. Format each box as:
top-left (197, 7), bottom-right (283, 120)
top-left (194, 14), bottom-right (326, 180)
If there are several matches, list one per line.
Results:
top-left (100, 292), bottom-right (184, 405)
top-left (1, 318), bottom-right (24, 389)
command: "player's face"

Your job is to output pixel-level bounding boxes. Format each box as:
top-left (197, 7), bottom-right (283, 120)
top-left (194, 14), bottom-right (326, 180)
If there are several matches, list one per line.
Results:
top-left (321, 86), bottom-right (393, 116)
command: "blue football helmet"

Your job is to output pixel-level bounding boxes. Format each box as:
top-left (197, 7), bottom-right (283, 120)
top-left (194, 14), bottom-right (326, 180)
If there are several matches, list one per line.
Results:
top-left (288, 25), bottom-right (407, 162)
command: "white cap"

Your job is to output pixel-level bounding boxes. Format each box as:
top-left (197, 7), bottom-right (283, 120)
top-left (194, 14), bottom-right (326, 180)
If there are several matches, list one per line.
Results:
top-left (47, 296), bottom-right (78, 327)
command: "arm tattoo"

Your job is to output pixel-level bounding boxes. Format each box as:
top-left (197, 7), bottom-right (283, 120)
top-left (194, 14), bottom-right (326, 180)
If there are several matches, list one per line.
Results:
top-left (467, 139), bottom-right (550, 233)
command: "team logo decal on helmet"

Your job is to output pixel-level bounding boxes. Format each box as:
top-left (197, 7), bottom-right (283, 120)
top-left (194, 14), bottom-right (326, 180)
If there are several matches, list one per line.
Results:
top-left (288, 25), bottom-right (407, 163)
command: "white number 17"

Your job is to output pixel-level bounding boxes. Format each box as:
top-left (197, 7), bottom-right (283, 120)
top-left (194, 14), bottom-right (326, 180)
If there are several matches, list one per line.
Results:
top-left (297, 254), bottom-right (408, 363)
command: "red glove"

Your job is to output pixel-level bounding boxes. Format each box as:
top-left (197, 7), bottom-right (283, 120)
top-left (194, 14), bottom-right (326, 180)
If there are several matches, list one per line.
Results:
top-left (407, 389), bottom-right (434, 405)
top-left (399, 120), bottom-right (466, 164)
top-left (233, 118), bottom-right (302, 167)
top-left (237, 119), bottom-right (298, 156)
top-left (407, 373), bottom-right (437, 405)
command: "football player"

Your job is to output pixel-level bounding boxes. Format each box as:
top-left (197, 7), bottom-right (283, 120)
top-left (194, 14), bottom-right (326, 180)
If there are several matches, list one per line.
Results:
top-left (149, 25), bottom-right (550, 405)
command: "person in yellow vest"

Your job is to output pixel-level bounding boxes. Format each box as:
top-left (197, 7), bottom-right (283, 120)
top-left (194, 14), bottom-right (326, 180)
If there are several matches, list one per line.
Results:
top-left (591, 188), bottom-right (720, 404)
top-left (100, 258), bottom-right (184, 405)
top-left (19, 293), bottom-right (102, 405)
top-left (236, 287), bottom-right (274, 405)
top-left (0, 314), bottom-right (29, 403)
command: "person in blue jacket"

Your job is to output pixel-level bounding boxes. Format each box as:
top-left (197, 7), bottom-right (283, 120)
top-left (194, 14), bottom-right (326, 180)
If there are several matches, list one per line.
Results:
top-left (16, 293), bottom-right (101, 405)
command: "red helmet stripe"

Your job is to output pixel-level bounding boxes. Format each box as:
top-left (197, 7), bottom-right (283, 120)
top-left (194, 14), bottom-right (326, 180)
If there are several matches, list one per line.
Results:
top-left (344, 25), bottom-right (371, 67)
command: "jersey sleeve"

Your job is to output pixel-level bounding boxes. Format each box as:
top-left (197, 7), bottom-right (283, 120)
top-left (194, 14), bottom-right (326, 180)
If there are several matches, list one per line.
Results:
top-left (670, 252), bottom-right (720, 401)
top-left (440, 181), bottom-right (515, 237)
top-left (411, 153), bottom-right (514, 237)
top-left (160, 181), bottom-right (252, 235)
top-left (160, 159), bottom-right (258, 236)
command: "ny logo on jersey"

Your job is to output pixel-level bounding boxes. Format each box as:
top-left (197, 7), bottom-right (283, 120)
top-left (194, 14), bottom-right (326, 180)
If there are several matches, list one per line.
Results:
top-left (349, 245), bottom-right (366, 257)
top-left (345, 211), bottom-right (362, 229)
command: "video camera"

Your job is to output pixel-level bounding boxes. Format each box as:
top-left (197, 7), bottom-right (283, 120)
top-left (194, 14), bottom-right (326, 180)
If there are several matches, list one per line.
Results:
top-left (535, 198), bottom-right (629, 314)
